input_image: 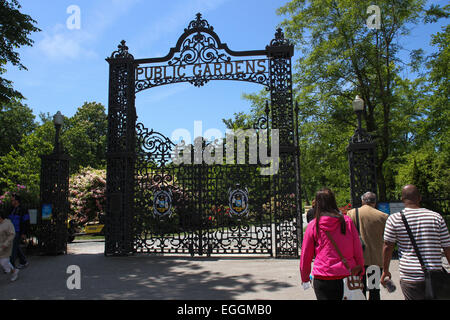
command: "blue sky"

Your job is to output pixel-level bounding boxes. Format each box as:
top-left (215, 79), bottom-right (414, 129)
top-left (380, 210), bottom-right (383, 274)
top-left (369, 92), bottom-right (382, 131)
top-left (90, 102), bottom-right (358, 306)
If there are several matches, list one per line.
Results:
top-left (5, 0), bottom-right (449, 141)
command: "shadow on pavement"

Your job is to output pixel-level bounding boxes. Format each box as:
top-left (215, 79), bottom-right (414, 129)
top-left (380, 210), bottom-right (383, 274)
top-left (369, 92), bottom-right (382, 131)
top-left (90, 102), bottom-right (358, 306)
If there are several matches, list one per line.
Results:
top-left (0, 252), bottom-right (294, 300)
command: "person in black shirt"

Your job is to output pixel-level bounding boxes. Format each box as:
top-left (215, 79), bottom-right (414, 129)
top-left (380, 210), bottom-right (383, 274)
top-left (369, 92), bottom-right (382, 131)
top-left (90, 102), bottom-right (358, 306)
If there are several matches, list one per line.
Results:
top-left (306, 199), bottom-right (316, 223)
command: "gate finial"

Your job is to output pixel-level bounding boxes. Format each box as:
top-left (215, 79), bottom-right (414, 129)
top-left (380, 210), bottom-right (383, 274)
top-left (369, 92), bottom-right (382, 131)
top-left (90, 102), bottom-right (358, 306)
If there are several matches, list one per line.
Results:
top-left (185, 12), bottom-right (214, 31)
top-left (270, 28), bottom-right (291, 47)
top-left (109, 39), bottom-right (134, 59)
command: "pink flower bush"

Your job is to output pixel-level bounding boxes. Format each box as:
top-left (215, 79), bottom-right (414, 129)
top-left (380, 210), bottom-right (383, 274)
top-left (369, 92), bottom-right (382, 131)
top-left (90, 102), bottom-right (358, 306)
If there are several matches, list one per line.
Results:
top-left (0, 184), bottom-right (39, 208)
top-left (69, 167), bottom-right (106, 223)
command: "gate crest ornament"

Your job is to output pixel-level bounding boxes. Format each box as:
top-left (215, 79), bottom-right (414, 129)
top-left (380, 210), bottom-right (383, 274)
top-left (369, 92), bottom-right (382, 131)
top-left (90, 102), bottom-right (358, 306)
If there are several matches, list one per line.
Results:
top-left (228, 186), bottom-right (249, 216)
top-left (153, 190), bottom-right (173, 217)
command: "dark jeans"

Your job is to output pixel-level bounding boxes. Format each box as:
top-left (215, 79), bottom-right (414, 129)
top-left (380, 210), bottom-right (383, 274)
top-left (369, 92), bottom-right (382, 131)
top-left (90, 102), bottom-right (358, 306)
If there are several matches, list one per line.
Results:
top-left (10, 234), bottom-right (27, 267)
top-left (313, 278), bottom-right (344, 300)
top-left (362, 266), bottom-right (382, 300)
top-left (400, 280), bottom-right (426, 300)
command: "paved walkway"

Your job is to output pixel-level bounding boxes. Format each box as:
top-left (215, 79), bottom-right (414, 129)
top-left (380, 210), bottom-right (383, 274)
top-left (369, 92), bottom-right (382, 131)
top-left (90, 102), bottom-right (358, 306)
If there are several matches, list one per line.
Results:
top-left (0, 240), bottom-right (412, 300)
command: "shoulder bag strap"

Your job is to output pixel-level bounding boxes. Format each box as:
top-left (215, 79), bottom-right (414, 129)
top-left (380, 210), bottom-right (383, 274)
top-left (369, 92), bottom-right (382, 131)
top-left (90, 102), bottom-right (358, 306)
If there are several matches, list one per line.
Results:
top-left (400, 211), bottom-right (427, 273)
top-left (356, 207), bottom-right (361, 234)
top-left (324, 230), bottom-right (351, 271)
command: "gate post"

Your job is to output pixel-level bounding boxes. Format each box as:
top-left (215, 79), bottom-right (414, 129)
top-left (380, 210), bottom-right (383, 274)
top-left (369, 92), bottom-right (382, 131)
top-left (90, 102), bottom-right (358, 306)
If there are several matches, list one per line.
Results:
top-left (39, 113), bottom-right (70, 255)
top-left (267, 29), bottom-right (301, 258)
top-left (105, 40), bottom-right (136, 256)
top-left (347, 96), bottom-right (377, 208)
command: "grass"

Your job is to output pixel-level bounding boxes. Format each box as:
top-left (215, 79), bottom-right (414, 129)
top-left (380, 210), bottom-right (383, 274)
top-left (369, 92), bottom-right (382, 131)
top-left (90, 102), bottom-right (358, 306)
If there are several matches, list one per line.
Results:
top-left (74, 235), bottom-right (105, 241)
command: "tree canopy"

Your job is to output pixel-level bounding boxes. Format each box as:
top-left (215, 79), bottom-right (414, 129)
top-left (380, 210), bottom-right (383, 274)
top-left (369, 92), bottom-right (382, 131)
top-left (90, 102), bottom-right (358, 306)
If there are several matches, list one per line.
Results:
top-left (0, 0), bottom-right (40, 104)
top-left (224, 1), bottom-right (449, 204)
top-left (0, 102), bottom-right (108, 198)
top-left (0, 99), bottom-right (36, 156)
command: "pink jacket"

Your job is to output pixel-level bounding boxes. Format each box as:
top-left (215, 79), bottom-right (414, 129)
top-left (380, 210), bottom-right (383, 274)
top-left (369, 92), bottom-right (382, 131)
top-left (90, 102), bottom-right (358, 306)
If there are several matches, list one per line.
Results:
top-left (300, 214), bottom-right (365, 283)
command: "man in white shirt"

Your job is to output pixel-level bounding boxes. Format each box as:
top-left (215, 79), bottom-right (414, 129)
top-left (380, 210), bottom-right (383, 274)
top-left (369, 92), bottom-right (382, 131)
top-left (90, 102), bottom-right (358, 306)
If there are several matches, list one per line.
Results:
top-left (381, 185), bottom-right (450, 300)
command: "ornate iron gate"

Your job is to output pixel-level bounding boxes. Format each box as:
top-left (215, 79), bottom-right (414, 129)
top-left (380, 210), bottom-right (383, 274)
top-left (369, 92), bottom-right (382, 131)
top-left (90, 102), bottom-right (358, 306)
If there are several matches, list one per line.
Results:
top-left (134, 120), bottom-right (274, 256)
top-left (105, 13), bottom-right (302, 257)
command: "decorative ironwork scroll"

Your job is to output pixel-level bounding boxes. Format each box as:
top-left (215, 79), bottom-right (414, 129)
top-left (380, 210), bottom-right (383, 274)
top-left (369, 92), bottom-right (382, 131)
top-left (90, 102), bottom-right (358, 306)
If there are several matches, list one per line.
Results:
top-left (134, 13), bottom-right (270, 92)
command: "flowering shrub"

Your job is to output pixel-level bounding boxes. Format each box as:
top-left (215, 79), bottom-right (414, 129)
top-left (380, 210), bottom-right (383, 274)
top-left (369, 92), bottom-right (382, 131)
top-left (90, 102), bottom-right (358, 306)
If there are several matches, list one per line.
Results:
top-left (263, 193), bottom-right (298, 214)
top-left (0, 184), bottom-right (39, 208)
top-left (69, 167), bottom-right (106, 224)
top-left (206, 204), bottom-right (232, 222)
top-left (339, 203), bottom-right (352, 215)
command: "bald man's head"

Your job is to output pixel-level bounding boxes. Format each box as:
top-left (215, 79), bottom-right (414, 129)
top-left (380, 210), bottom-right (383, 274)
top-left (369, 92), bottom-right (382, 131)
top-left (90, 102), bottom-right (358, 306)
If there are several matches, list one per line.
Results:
top-left (401, 184), bottom-right (421, 205)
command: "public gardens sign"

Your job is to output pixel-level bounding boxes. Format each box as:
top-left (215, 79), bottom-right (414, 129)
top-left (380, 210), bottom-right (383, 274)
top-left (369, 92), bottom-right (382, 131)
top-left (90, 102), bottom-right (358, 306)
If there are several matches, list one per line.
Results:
top-left (136, 59), bottom-right (268, 84)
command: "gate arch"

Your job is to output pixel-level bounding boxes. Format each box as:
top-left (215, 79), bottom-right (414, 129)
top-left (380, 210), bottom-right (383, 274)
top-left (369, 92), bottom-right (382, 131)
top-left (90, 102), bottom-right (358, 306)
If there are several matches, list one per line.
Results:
top-left (105, 13), bottom-right (302, 257)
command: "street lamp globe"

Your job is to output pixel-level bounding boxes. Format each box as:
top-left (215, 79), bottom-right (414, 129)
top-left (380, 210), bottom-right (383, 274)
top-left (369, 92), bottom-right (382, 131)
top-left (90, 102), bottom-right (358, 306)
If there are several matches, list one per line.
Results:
top-left (53, 111), bottom-right (64, 154)
top-left (53, 111), bottom-right (64, 126)
top-left (352, 95), bottom-right (364, 112)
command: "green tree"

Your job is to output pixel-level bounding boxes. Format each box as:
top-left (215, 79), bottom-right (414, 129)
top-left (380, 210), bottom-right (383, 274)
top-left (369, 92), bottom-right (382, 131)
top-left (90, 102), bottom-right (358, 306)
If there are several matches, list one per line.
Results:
top-left (0, 0), bottom-right (40, 104)
top-left (422, 24), bottom-right (449, 155)
top-left (276, 0), bottom-right (447, 201)
top-left (0, 99), bottom-right (36, 156)
top-left (224, 2), bottom-right (448, 204)
top-left (0, 102), bottom-right (108, 194)
top-left (62, 102), bottom-right (107, 173)
top-left (0, 120), bottom-right (54, 196)
top-left (392, 23), bottom-right (450, 200)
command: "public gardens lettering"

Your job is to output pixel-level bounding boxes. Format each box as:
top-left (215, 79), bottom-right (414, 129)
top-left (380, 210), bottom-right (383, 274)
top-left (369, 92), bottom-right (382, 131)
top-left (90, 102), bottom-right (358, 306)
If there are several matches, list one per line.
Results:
top-left (136, 59), bottom-right (267, 81)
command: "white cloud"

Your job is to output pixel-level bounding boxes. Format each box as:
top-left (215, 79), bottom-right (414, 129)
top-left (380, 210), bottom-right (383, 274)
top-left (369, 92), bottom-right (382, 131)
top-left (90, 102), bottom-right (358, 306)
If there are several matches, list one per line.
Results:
top-left (38, 30), bottom-right (97, 60)
top-left (37, 0), bottom-right (141, 60)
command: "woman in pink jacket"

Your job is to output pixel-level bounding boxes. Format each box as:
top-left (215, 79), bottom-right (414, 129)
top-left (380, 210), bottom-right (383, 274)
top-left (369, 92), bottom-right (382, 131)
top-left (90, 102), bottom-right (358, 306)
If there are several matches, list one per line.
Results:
top-left (300, 188), bottom-right (365, 300)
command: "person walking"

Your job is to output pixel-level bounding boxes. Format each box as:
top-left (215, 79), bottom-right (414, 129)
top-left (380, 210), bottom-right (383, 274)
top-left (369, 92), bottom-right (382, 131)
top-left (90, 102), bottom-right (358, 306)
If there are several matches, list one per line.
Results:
top-left (8, 193), bottom-right (30, 269)
top-left (306, 199), bottom-right (316, 223)
top-left (0, 210), bottom-right (19, 281)
top-left (300, 188), bottom-right (365, 300)
top-left (381, 184), bottom-right (450, 300)
top-left (347, 191), bottom-right (388, 300)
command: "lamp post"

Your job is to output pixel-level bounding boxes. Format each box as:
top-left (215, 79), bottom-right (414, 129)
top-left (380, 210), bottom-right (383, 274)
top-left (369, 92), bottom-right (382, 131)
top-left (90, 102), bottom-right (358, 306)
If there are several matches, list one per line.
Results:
top-left (352, 95), bottom-right (364, 130)
top-left (347, 95), bottom-right (377, 208)
top-left (53, 111), bottom-right (64, 154)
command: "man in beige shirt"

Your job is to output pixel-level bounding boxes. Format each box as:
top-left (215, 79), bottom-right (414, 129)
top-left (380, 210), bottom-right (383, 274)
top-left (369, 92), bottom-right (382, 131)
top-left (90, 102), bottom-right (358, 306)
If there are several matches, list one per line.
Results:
top-left (348, 191), bottom-right (388, 300)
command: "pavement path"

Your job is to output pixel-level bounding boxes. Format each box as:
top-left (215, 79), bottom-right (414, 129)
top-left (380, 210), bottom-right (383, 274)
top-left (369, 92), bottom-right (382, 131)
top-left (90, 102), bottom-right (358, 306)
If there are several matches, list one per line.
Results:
top-left (0, 240), bottom-right (414, 300)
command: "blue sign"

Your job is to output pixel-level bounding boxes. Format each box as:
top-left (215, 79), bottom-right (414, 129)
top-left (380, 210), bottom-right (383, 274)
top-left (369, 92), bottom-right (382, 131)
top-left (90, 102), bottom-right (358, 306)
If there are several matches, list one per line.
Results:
top-left (377, 202), bottom-right (390, 214)
top-left (42, 204), bottom-right (52, 221)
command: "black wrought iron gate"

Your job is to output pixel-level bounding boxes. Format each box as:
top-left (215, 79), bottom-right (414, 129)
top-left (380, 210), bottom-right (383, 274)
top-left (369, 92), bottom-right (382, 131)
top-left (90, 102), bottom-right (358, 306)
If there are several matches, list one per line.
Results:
top-left (105, 13), bottom-right (302, 258)
top-left (134, 122), bottom-right (274, 256)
